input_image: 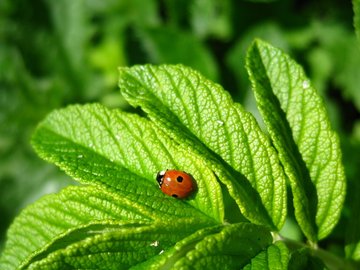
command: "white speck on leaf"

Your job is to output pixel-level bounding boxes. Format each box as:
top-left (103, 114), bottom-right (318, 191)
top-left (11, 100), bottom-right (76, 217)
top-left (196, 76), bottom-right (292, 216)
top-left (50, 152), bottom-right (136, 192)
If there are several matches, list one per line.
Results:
top-left (216, 120), bottom-right (224, 126)
top-left (150, 241), bottom-right (159, 247)
top-left (302, 80), bottom-right (310, 89)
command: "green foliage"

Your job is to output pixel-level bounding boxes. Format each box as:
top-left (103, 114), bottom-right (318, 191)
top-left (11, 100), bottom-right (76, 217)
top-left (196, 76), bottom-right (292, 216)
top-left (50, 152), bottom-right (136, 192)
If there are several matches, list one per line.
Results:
top-left (247, 40), bottom-right (346, 241)
top-left (31, 103), bottom-right (223, 222)
top-left (0, 52), bottom-right (351, 268)
top-left (1, 0), bottom-right (359, 269)
top-left (243, 242), bottom-right (289, 270)
top-left (354, 0), bottom-right (360, 44)
top-left (119, 65), bottom-right (286, 229)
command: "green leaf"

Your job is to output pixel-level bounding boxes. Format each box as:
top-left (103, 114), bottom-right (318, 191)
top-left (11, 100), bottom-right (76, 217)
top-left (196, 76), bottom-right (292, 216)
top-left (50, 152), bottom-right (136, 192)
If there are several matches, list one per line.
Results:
top-left (138, 27), bottom-right (218, 81)
top-left (131, 223), bottom-right (273, 269)
top-left (354, 0), bottom-right (360, 45)
top-left (331, 36), bottom-right (360, 112)
top-left (246, 39), bottom-right (346, 241)
top-left (27, 221), bottom-right (204, 270)
top-left (31, 104), bottom-right (224, 222)
top-left (46, 0), bottom-right (89, 71)
top-left (345, 138), bottom-right (360, 261)
top-left (119, 64), bottom-right (287, 230)
top-left (243, 241), bottom-right (289, 270)
top-left (0, 185), bottom-right (214, 270)
top-left (345, 189), bottom-right (360, 261)
top-left (226, 22), bottom-right (289, 100)
top-left (288, 248), bottom-right (326, 270)
top-left (190, 0), bottom-right (232, 40)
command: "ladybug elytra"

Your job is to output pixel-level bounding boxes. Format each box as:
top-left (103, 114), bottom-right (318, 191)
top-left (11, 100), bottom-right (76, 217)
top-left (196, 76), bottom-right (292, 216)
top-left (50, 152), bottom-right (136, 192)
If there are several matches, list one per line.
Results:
top-left (156, 170), bottom-right (194, 199)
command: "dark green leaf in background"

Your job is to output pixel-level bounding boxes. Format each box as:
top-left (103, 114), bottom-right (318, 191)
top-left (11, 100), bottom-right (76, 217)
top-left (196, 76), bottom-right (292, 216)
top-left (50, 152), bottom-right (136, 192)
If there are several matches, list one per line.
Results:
top-left (243, 241), bottom-right (289, 270)
top-left (132, 223), bottom-right (273, 270)
top-left (138, 27), bottom-right (219, 81)
top-left (344, 127), bottom-right (360, 261)
top-left (190, 0), bottom-right (232, 40)
top-left (288, 248), bottom-right (326, 270)
top-left (354, 0), bottom-right (360, 45)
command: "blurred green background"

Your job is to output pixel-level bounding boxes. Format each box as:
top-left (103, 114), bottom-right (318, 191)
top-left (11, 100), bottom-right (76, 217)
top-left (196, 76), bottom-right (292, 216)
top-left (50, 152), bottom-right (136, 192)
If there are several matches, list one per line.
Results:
top-left (1, 0), bottom-right (359, 256)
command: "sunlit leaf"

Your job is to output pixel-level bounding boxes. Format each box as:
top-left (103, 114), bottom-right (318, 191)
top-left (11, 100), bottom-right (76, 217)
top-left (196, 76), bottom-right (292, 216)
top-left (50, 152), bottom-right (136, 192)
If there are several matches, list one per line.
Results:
top-left (119, 64), bottom-right (287, 230)
top-left (246, 39), bottom-right (346, 241)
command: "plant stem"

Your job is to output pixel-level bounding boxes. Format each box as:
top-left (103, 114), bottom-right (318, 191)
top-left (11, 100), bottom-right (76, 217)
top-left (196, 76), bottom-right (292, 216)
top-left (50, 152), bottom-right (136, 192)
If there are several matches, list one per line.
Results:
top-left (273, 233), bottom-right (358, 270)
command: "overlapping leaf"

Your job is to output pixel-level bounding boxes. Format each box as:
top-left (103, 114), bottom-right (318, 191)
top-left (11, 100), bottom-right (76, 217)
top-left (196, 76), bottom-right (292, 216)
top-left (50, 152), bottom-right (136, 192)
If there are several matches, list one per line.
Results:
top-left (354, 0), bottom-right (360, 45)
top-left (119, 64), bottom-right (287, 230)
top-left (131, 223), bottom-right (273, 269)
top-left (27, 221), bottom-right (208, 270)
top-left (246, 39), bottom-right (346, 241)
top-left (243, 241), bottom-right (289, 270)
top-left (0, 184), bottom-right (216, 270)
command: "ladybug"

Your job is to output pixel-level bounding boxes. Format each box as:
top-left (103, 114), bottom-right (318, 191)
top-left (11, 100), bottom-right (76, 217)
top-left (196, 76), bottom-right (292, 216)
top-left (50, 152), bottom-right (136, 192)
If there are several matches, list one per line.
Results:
top-left (156, 170), bottom-right (194, 199)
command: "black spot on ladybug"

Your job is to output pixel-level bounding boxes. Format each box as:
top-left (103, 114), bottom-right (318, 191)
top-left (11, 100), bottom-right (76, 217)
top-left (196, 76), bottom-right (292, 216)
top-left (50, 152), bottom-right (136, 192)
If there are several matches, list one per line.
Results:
top-left (176, 176), bottom-right (183, 182)
top-left (172, 194), bottom-right (178, 198)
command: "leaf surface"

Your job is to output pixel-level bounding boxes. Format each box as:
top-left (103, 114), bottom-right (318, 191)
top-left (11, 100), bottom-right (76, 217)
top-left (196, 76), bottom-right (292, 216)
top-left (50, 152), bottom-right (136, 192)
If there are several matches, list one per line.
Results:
top-left (246, 39), bottom-right (346, 240)
top-left (27, 222), bottom-right (204, 270)
top-left (243, 241), bottom-right (289, 270)
top-left (119, 64), bottom-right (287, 230)
top-left (354, 0), bottom-right (360, 45)
top-left (0, 185), bottom-right (214, 270)
top-left (31, 103), bottom-right (224, 222)
top-left (131, 223), bottom-right (273, 270)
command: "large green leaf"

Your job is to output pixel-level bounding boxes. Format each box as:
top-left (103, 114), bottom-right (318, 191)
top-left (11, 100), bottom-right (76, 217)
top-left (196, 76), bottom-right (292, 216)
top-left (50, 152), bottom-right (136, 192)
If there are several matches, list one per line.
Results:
top-left (27, 221), bottom-right (206, 270)
top-left (131, 223), bottom-right (273, 269)
top-left (2, 99), bottom-right (226, 268)
top-left (0, 185), bottom-right (214, 270)
top-left (31, 104), bottom-right (224, 222)
top-left (246, 39), bottom-right (346, 241)
top-left (119, 64), bottom-right (287, 230)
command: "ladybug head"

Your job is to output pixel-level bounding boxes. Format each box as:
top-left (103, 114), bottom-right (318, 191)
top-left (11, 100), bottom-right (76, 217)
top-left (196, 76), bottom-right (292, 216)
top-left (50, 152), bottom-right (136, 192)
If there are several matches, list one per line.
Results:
top-left (156, 170), bottom-right (166, 186)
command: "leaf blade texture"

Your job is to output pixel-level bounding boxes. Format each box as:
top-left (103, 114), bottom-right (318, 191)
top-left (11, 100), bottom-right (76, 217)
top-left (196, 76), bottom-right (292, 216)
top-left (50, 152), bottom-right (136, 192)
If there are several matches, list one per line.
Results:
top-left (119, 64), bottom-right (287, 230)
top-left (31, 103), bottom-right (224, 222)
top-left (246, 39), bottom-right (346, 240)
top-left (243, 241), bottom-right (289, 270)
top-left (131, 223), bottom-right (273, 270)
top-left (0, 185), bottom-right (215, 270)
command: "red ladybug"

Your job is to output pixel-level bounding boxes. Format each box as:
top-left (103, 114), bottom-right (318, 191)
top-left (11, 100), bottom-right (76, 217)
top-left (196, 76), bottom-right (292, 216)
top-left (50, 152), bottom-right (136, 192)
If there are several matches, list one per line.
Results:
top-left (156, 170), bottom-right (194, 199)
